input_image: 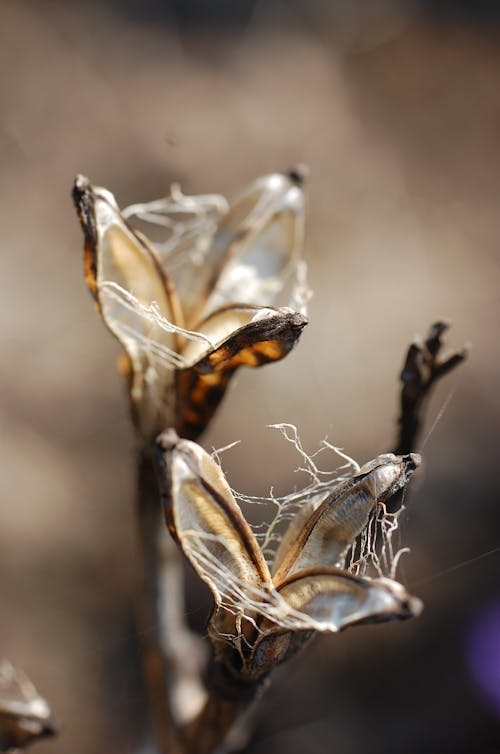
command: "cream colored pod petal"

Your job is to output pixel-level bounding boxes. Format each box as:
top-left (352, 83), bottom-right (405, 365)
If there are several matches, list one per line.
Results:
top-left (199, 170), bottom-right (306, 318)
top-left (92, 187), bottom-right (175, 336)
top-left (273, 453), bottom-right (420, 585)
top-left (271, 499), bottom-right (317, 578)
top-left (73, 177), bottom-right (181, 440)
top-left (275, 569), bottom-right (422, 632)
top-left (156, 432), bottom-right (272, 611)
top-left (248, 570), bottom-right (422, 678)
top-left (0, 660), bottom-right (56, 751)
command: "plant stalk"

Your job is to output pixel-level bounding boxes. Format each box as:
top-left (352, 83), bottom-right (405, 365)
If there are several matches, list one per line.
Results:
top-left (183, 662), bottom-right (263, 754)
top-left (136, 447), bottom-right (183, 754)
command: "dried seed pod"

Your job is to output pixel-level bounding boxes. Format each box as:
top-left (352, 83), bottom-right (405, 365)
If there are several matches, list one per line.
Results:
top-left (272, 453), bottom-right (420, 585)
top-left (200, 171), bottom-right (306, 316)
top-left (157, 433), bottom-right (423, 680)
top-left (274, 569), bottom-right (422, 630)
top-left (0, 661), bottom-right (56, 752)
top-left (156, 430), bottom-right (272, 607)
top-left (73, 171), bottom-right (308, 441)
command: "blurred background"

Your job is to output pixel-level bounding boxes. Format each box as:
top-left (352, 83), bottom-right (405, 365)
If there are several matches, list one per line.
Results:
top-left (1, 1), bottom-right (499, 752)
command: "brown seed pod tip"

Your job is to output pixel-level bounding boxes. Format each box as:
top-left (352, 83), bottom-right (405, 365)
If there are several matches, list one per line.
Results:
top-left (285, 164), bottom-right (310, 187)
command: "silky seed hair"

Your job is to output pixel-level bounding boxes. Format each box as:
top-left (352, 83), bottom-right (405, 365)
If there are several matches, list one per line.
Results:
top-left (220, 424), bottom-right (408, 578)
top-left (221, 424), bottom-right (360, 563)
top-left (121, 185), bottom-right (228, 269)
top-left (100, 281), bottom-right (214, 369)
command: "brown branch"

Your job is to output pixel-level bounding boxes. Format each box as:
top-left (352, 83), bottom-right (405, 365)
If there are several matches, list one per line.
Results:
top-left (384, 321), bottom-right (468, 516)
top-left (394, 320), bottom-right (468, 456)
top-left (183, 662), bottom-right (264, 754)
top-left (135, 448), bottom-right (183, 754)
top-left (136, 449), bottom-right (208, 754)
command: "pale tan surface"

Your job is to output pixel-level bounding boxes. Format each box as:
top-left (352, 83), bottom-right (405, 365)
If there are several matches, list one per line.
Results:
top-left (1, 2), bottom-right (499, 752)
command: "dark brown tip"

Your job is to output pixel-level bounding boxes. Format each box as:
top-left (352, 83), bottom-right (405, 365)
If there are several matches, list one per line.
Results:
top-left (41, 716), bottom-right (59, 739)
top-left (430, 319), bottom-right (451, 335)
top-left (285, 164), bottom-right (310, 187)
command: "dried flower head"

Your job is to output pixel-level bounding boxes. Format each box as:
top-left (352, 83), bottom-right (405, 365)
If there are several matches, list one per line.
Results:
top-left (156, 429), bottom-right (422, 683)
top-left (72, 171), bottom-right (309, 441)
top-left (0, 661), bottom-right (56, 752)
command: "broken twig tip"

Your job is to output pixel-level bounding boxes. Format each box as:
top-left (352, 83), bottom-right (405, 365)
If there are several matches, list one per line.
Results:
top-left (394, 319), bottom-right (468, 455)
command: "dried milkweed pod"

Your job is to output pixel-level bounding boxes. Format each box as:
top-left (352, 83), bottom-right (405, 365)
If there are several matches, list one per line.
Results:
top-left (156, 430), bottom-right (422, 683)
top-left (72, 170), bottom-right (309, 442)
top-left (0, 661), bottom-right (56, 752)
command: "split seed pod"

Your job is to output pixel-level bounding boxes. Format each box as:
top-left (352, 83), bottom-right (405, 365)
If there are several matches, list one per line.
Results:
top-left (0, 661), bottom-right (56, 752)
top-left (72, 171), bottom-right (308, 441)
top-left (157, 432), bottom-right (422, 681)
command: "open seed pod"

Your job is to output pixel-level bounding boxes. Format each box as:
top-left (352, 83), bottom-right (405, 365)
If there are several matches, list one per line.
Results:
top-left (0, 661), bottom-right (56, 752)
top-left (73, 170), bottom-right (308, 441)
top-left (156, 432), bottom-right (422, 682)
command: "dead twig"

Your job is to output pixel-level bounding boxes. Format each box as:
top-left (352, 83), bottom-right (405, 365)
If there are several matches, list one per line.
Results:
top-left (383, 321), bottom-right (468, 517)
top-left (182, 663), bottom-right (263, 754)
top-left (394, 320), bottom-right (468, 456)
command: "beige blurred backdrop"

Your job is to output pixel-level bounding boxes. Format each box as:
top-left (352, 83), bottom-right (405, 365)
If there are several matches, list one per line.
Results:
top-left (1, 1), bottom-right (499, 753)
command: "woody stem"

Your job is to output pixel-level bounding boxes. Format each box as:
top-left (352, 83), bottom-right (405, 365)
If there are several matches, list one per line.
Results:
top-left (388, 322), bottom-right (467, 513)
top-left (135, 448), bottom-right (183, 754)
top-left (183, 661), bottom-right (263, 754)
top-left (394, 321), bottom-right (467, 456)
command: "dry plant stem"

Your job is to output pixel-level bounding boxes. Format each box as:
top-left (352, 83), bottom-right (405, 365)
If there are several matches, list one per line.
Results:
top-left (395, 321), bottom-right (467, 455)
top-left (388, 321), bottom-right (467, 514)
top-left (183, 664), bottom-right (263, 754)
top-left (136, 449), bottom-right (183, 754)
